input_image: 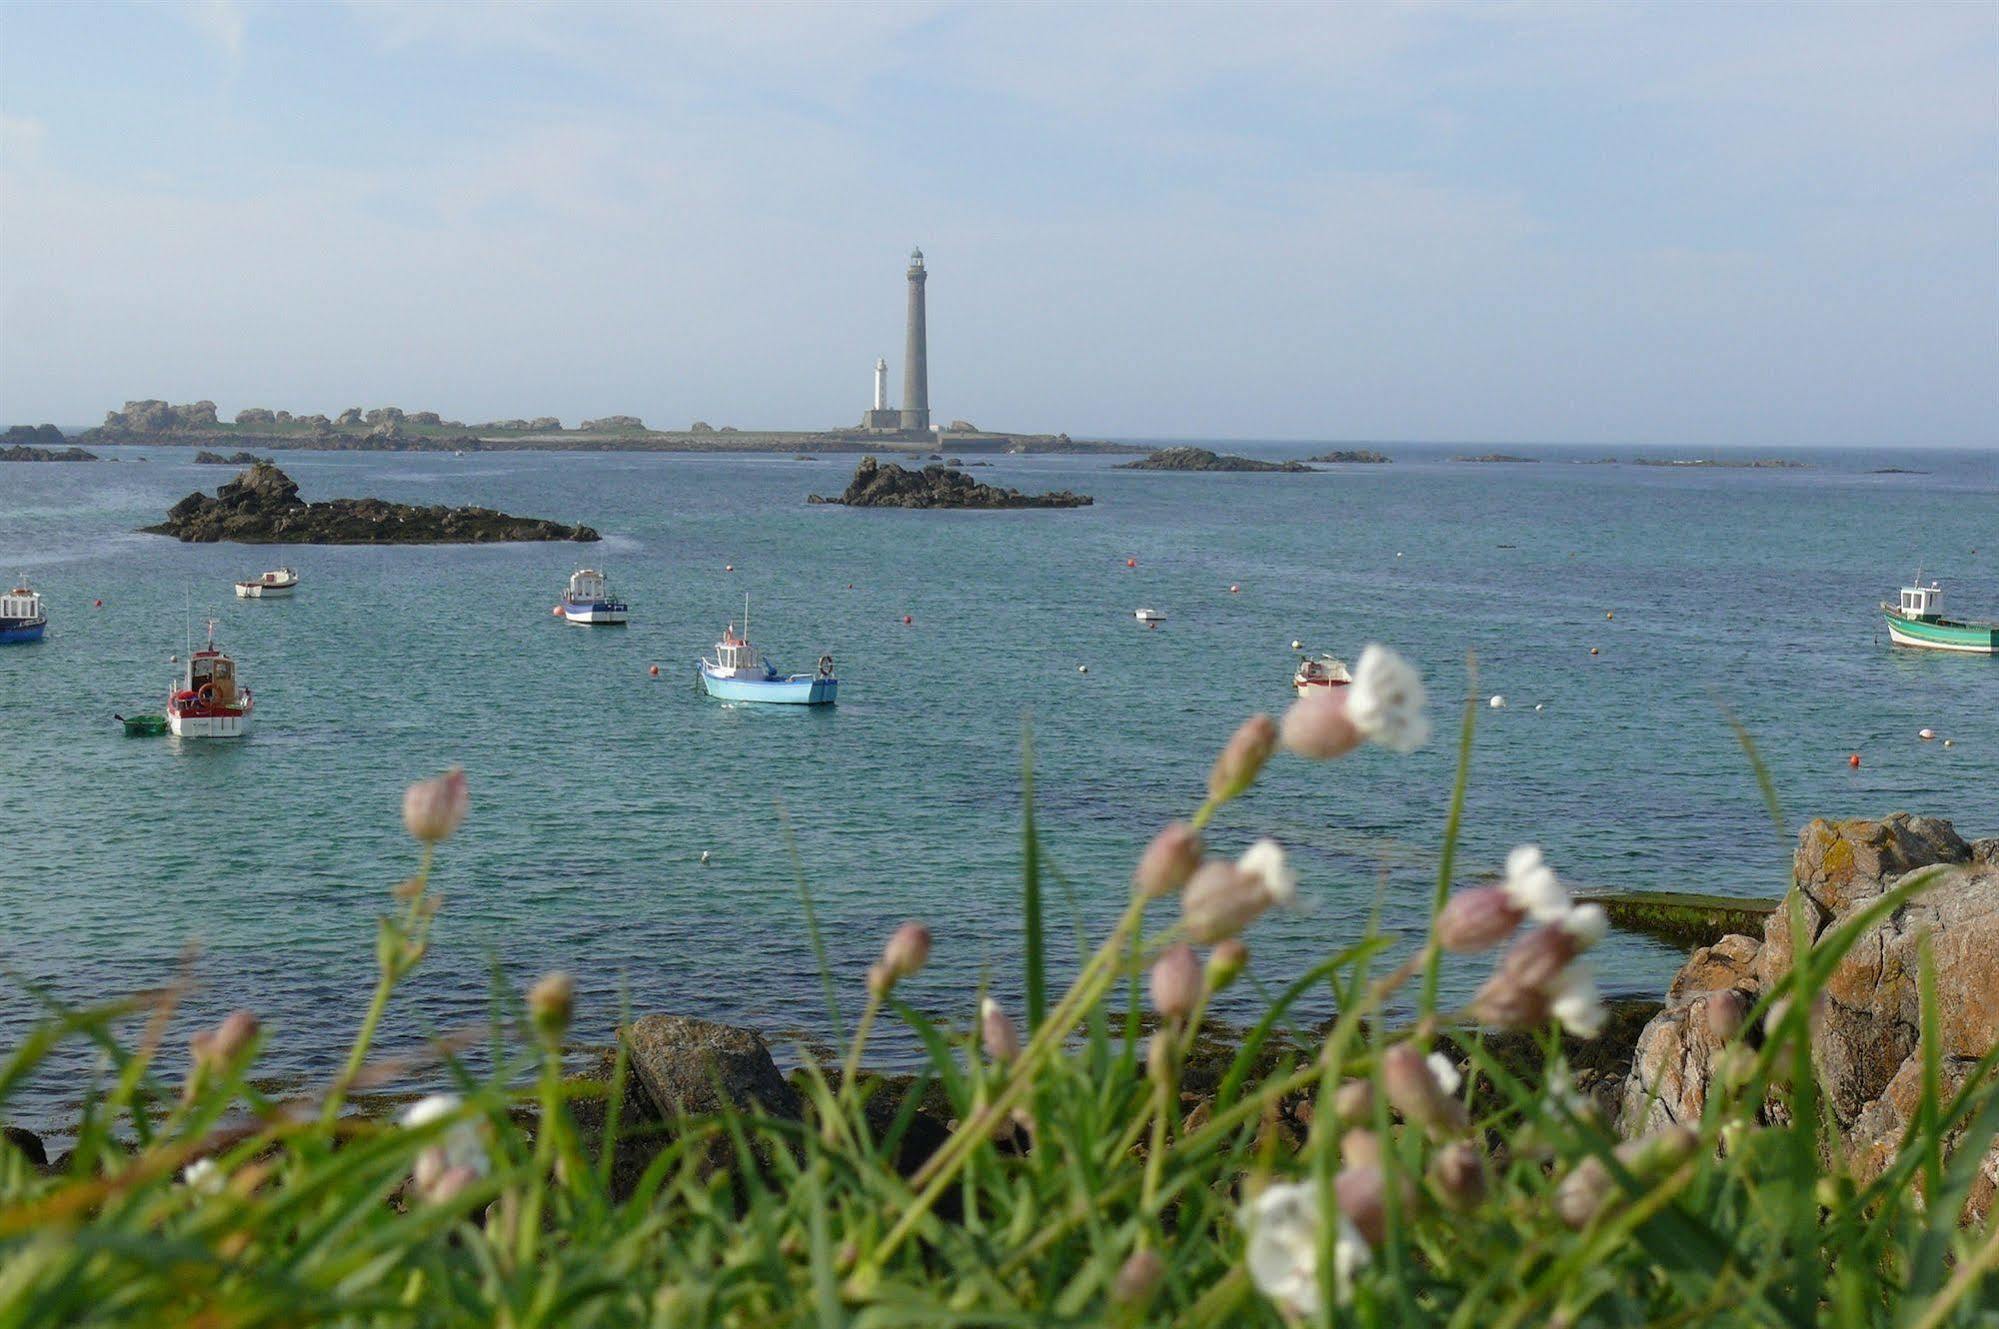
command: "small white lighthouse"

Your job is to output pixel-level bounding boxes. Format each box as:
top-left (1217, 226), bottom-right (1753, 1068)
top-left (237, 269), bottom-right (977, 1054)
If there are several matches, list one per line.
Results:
top-left (873, 356), bottom-right (888, 411)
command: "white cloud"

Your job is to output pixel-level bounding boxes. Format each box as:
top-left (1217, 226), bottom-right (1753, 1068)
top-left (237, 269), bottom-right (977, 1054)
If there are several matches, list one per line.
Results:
top-left (181, 0), bottom-right (248, 59)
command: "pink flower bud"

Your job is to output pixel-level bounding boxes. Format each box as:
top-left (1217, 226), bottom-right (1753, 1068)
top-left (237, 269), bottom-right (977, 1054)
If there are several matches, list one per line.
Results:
top-left (1133, 823), bottom-right (1202, 900)
top-left (1436, 887), bottom-right (1525, 953)
top-left (1705, 989), bottom-right (1749, 1040)
top-left (1149, 944), bottom-right (1202, 1022)
top-left (1498, 924), bottom-right (1582, 993)
top-left (1112, 1248), bottom-right (1165, 1305)
top-left (1336, 1165), bottom-right (1388, 1246)
top-left (1429, 1142), bottom-right (1486, 1212)
top-left (1340, 1127), bottom-right (1381, 1169)
top-left (1556, 1127), bottom-right (1699, 1227)
top-left (1381, 1043), bottom-right (1469, 1137)
top-left (1179, 862), bottom-right (1267, 943)
top-left (872, 922), bottom-right (931, 997)
top-left (1468, 971), bottom-right (1551, 1030)
top-left (402, 767), bottom-right (469, 843)
top-left (1207, 713), bottom-right (1277, 803)
top-left (1332, 1079), bottom-right (1375, 1128)
top-left (1280, 691), bottom-right (1364, 759)
top-left (1206, 938), bottom-right (1248, 991)
top-left (528, 972), bottom-right (574, 1036)
top-left (191, 1010), bottom-right (260, 1070)
top-left (979, 997), bottom-right (1020, 1063)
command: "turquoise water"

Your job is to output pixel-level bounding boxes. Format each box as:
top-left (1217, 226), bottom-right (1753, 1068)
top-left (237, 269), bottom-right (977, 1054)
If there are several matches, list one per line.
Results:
top-left (2, 444), bottom-right (1995, 1126)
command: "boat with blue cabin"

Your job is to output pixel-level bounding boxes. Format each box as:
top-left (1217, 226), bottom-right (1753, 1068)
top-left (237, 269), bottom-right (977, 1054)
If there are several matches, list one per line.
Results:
top-left (697, 600), bottom-right (836, 705)
top-left (1882, 579), bottom-right (1998, 655)
top-left (558, 568), bottom-right (628, 625)
top-left (1, 581), bottom-right (47, 644)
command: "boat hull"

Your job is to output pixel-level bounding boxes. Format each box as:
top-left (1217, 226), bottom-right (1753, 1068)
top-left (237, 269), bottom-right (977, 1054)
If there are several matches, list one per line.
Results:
top-left (167, 709), bottom-right (252, 737)
top-left (562, 603), bottom-right (627, 625)
top-left (235, 583), bottom-right (293, 598)
top-left (1884, 610), bottom-right (1999, 655)
top-left (698, 666), bottom-right (836, 705)
top-left (0, 620), bottom-right (46, 644)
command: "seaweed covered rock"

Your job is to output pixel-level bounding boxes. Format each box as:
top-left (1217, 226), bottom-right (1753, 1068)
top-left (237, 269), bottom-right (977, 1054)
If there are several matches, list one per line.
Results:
top-left (145, 462), bottom-right (599, 544)
top-left (193, 450), bottom-right (271, 465)
top-left (809, 455), bottom-right (1091, 509)
top-left (1117, 446), bottom-right (1315, 473)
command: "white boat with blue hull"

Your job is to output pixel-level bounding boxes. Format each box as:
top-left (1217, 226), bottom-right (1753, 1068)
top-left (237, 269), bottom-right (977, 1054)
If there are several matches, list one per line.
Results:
top-left (1, 581), bottom-right (47, 645)
top-left (697, 602), bottom-right (836, 705)
top-left (558, 568), bottom-right (627, 625)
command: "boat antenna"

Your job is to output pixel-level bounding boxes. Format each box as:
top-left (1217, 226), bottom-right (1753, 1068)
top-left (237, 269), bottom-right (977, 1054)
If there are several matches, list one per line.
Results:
top-left (744, 591), bottom-right (751, 642)
top-left (185, 584), bottom-right (192, 660)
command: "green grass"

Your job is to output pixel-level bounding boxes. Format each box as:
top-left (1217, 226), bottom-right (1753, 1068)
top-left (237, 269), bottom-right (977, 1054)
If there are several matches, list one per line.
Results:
top-left (2, 703), bottom-right (1994, 1328)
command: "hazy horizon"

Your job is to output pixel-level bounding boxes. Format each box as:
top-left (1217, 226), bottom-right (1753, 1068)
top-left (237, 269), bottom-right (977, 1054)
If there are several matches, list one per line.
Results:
top-left (2, 2), bottom-right (1995, 449)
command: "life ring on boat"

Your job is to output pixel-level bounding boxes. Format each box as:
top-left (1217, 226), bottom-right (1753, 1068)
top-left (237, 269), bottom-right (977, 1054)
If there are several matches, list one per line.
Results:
top-left (817, 655), bottom-right (835, 679)
top-left (196, 683), bottom-right (216, 706)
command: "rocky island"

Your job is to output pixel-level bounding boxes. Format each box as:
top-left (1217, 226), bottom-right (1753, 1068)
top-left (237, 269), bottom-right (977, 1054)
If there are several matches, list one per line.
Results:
top-left (1117, 446), bottom-right (1316, 473)
top-left (1451, 452), bottom-right (1539, 463)
top-left (1302, 449), bottom-right (1391, 464)
top-left (1631, 457), bottom-right (1808, 469)
top-left (194, 450), bottom-right (273, 465)
top-left (808, 456), bottom-right (1092, 509)
top-left (145, 462), bottom-right (599, 544)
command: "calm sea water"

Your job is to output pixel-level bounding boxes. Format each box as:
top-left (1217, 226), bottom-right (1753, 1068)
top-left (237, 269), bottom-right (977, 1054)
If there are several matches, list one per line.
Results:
top-left (2, 442), bottom-right (1995, 1127)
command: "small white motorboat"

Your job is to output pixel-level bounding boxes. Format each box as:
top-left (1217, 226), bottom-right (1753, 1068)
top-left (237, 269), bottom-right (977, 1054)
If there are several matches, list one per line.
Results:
top-left (1134, 608), bottom-right (1166, 623)
top-left (556, 568), bottom-right (628, 625)
top-left (234, 567), bottom-right (297, 598)
top-left (167, 620), bottom-right (253, 738)
top-left (1293, 652), bottom-right (1352, 696)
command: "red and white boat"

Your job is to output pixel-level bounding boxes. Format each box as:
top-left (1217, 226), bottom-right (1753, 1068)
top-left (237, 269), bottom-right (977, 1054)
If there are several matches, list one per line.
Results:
top-left (167, 621), bottom-right (254, 738)
top-left (1292, 652), bottom-right (1352, 696)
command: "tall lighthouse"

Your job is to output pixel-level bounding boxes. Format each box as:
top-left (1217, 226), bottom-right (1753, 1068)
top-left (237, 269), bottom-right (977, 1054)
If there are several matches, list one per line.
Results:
top-left (900, 247), bottom-right (930, 433)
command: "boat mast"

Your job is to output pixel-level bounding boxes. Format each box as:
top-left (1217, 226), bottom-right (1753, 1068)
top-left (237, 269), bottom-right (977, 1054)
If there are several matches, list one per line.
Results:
top-left (744, 592), bottom-right (751, 643)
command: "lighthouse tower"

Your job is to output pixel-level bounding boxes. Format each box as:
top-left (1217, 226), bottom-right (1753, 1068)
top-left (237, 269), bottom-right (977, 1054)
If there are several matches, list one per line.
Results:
top-left (899, 247), bottom-right (930, 433)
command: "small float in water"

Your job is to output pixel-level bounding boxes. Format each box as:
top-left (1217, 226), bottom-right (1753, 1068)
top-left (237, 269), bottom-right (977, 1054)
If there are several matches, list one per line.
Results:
top-left (0, 580), bottom-right (47, 644)
top-left (1292, 652), bottom-right (1352, 697)
top-left (1882, 579), bottom-right (1998, 655)
top-left (558, 568), bottom-right (628, 625)
top-left (234, 567), bottom-right (297, 598)
top-left (697, 598), bottom-right (836, 705)
top-left (1135, 608), bottom-right (1166, 623)
top-left (116, 713), bottom-right (168, 737)
top-left (167, 620), bottom-right (253, 738)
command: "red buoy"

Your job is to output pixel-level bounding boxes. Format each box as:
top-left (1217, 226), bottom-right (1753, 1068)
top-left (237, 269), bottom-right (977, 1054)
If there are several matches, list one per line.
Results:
top-left (1126, 558), bottom-right (1136, 568)
top-left (93, 599), bottom-right (103, 607)
top-left (648, 664), bottom-right (660, 677)
top-left (552, 605), bottom-right (564, 616)
top-left (903, 614), bottom-right (912, 625)
top-left (1849, 753), bottom-right (1861, 768)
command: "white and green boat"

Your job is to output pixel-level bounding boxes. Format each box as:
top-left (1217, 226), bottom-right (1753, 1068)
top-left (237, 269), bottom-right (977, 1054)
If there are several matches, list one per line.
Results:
top-left (1882, 580), bottom-right (1999, 655)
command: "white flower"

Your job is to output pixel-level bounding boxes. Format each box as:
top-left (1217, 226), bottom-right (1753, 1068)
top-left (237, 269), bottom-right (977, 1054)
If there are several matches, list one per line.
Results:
top-left (1559, 902), bottom-right (1609, 950)
top-left (399, 1092), bottom-right (491, 1177)
top-left (1237, 838), bottom-right (1298, 908)
top-left (1426, 1052), bottom-right (1463, 1098)
top-left (1240, 1181), bottom-right (1370, 1315)
top-left (1344, 644), bottom-right (1430, 753)
top-left (181, 1157), bottom-right (225, 1195)
top-left (1501, 844), bottom-right (1571, 924)
top-left (1550, 965), bottom-right (1607, 1039)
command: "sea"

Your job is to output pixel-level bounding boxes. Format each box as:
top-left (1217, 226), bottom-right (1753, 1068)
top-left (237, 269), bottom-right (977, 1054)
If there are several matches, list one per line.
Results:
top-left (2, 441), bottom-right (1995, 1129)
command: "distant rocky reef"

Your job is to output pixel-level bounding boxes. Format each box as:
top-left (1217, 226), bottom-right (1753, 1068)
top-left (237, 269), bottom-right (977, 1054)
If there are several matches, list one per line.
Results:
top-left (2, 443), bottom-right (98, 462)
top-left (145, 462), bottom-right (599, 544)
top-left (194, 450), bottom-right (272, 465)
top-left (1117, 446), bottom-right (1316, 473)
top-left (808, 456), bottom-right (1092, 509)
top-left (1302, 449), bottom-right (1391, 464)
top-left (1451, 453), bottom-right (1539, 463)
top-left (1631, 457), bottom-right (1807, 470)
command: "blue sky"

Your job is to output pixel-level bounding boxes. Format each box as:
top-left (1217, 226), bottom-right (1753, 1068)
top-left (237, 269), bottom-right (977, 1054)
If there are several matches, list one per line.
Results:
top-left (1, 1), bottom-right (1993, 446)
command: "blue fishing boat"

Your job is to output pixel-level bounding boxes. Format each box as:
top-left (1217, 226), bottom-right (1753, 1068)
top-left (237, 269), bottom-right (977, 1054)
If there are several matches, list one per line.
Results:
top-left (0, 581), bottom-right (47, 644)
top-left (697, 599), bottom-right (836, 705)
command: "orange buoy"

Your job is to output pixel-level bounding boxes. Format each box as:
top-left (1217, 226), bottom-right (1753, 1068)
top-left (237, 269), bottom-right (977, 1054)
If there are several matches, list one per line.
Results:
top-left (648, 664), bottom-right (660, 677)
top-left (1606, 611), bottom-right (1614, 620)
top-left (903, 614), bottom-right (912, 625)
top-left (552, 605), bottom-right (564, 616)
top-left (93, 599), bottom-right (103, 607)
top-left (1848, 753), bottom-right (1861, 768)
top-left (1126, 558), bottom-right (1136, 568)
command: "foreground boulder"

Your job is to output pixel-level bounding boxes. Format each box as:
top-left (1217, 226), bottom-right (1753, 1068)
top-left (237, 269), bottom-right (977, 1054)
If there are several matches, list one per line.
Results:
top-left (1117, 446), bottom-right (1315, 473)
top-left (621, 1015), bottom-right (802, 1122)
top-left (809, 455), bottom-right (1091, 509)
top-left (1619, 813), bottom-right (1998, 1220)
top-left (144, 462), bottom-right (599, 544)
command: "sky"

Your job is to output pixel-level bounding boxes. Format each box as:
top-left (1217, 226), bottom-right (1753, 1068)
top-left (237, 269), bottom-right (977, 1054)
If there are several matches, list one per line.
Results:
top-left (0, 1), bottom-right (1994, 447)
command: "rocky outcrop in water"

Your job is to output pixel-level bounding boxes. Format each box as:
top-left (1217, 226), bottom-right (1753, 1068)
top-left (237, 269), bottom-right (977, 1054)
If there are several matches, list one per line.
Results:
top-left (1619, 813), bottom-right (1998, 1221)
top-left (4, 424), bottom-right (67, 448)
top-left (194, 450), bottom-right (271, 465)
top-left (1303, 449), bottom-right (1391, 464)
top-left (579, 416), bottom-right (645, 432)
top-left (145, 462), bottom-right (599, 544)
top-left (808, 456), bottom-right (1092, 509)
top-left (1451, 453), bottom-right (1538, 463)
top-left (103, 400), bottom-right (218, 432)
top-left (2, 443), bottom-right (98, 462)
top-left (1117, 446), bottom-right (1315, 473)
